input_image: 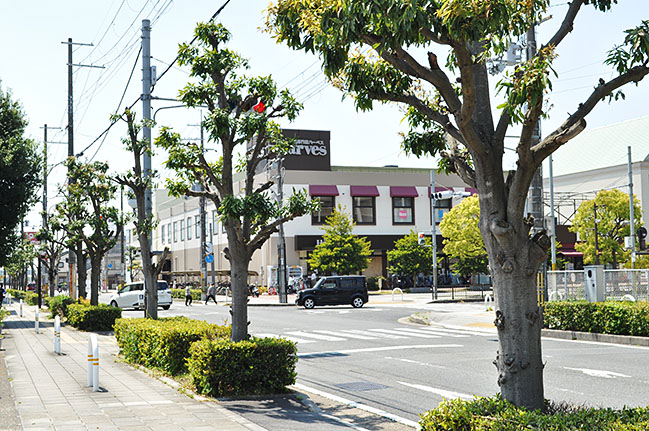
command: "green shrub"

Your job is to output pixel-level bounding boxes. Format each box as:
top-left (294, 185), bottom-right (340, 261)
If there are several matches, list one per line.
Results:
top-left (419, 395), bottom-right (649, 430)
top-left (544, 301), bottom-right (649, 336)
top-left (24, 292), bottom-right (41, 305)
top-left (47, 295), bottom-right (76, 318)
top-left (171, 288), bottom-right (201, 300)
top-left (66, 303), bottom-right (121, 331)
top-left (114, 316), bottom-right (230, 375)
top-left (7, 289), bottom-right (25, 300)
top-left (187, 337), bottom-right (297, 397)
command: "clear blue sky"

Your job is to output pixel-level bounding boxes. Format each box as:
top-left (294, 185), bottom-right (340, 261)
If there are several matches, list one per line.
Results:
top-left (0, 0), bottom-right (647, 228)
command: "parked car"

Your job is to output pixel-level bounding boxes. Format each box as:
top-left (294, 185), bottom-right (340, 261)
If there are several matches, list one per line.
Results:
top-left (27, 282), bottom-right (36, 291)
top-left (296, 275), bottom-right (368, 309)
top-left (109, 280), bottom-right (172, 310)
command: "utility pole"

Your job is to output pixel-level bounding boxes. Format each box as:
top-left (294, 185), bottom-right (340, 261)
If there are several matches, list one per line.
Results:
top-left (120, 184), bottom-right (125, 286)
top-left (628, 146), bottom-right (635, 269)
top-left (430, 169), bottom-right (438, 300)
top-left (593, 203), bottom-right (600, 265)
top-left (61, 38), bottom-right (102, 299)
top-left (526, 25), bottom-right (544, 235)
top-left (276, 158), bottom-right (287, 304)
top-left (190, 112), bottom-right (209, 294)
top-left (549, 155), bottom-right (556, 270)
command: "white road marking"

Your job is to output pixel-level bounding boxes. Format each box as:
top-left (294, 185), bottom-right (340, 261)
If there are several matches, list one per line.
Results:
top-left (384, 356), bottom-right (447, 369)
top-left (298, 344), bottom-right (463, 357)
top-left (556, 388), bottom-right (585, 395)
top-left (563, 367), bottom-right (631, 379)
top-left (286, 331), bottom-right (347, 341)
top-left (369, 328), bottom-right (439, 339)
top-left (424, 325), bottom-right (494, 337)
top-left (397, 381), bottom-right (474, 400)
top-left (343, 329), bottom-right (401, 339)
top-left (293, 383), bottom-right (419, 429)
top-left (315, 330), bottom-right (378, 340)
top-left (394, 327), bottom-right (468, 338)
top-left (255, 333), bottom-right (316, 344)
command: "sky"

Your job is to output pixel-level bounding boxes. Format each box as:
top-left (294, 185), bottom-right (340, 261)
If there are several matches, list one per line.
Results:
top-left (0, 0), bottom-right (647, 229)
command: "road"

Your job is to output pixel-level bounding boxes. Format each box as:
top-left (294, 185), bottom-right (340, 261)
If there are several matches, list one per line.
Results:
top-left (101, 293), bottom-right (649, 425)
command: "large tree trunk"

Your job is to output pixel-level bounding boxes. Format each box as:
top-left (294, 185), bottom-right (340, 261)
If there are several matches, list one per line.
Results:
top-left (230, 242), bottom-right (250, 342)
top-left (89, 254), bottom-right (101, 306)
top-left (139, 230), bottom-right (157, 319)
top-left (48, 266), bottom-right (56, 297)
top-left (76, 245), bottom-right (87, 299)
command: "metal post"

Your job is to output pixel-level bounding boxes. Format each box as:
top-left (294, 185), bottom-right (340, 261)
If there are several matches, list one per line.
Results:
top-left (430, 169), bottom-right (438, 300)
top-left (35, 308), bottom-right (39, 334)
top-left (209, 224), bottom-right (216, 286)
top-left (628, 146), bottom-right (637, 296)
top-left (54, 315), bottom-right (61, 354)
top-left (120, 185), bottom-right (125, 286)
top-left (549, 155), bottom-right (557, 270)
top-left (594, 203), bottom-right (600, 265)
top-left (141, 19), bottom-right (154, 317)
top-left (66, 38), bottom-right (77, 299)
top-left (277, 158), bottom-right (287, 304)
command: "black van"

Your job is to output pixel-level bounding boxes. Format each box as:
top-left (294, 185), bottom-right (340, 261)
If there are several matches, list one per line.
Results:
top-left (295, 276), bottom-right (368, 309)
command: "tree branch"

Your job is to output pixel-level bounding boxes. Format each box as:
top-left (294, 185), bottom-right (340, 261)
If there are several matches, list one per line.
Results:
top-left (543, 0), bottom-right (586, 51)
top-left (440, 134), bottom-right (476, 187)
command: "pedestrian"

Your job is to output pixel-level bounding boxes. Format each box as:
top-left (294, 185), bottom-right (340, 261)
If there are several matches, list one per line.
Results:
top-left (310, 272), bottom-right (317, 288)
top-left (185, 284), bottom-right (192, 306)
top-left (0, 283), bottom-right (5, 306)
top-left (205, 283), bottom-right (217, 305)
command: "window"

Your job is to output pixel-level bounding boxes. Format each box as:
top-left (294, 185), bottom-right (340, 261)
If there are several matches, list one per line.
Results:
top-left (167, 224), bottom-right (171, 244)
top-left (432, 198), bottom-right (452, 224)
top-left (195, 215), bottom-right (200, 238)
top-left (353, 196), bottom-right (375, 225)
top-left (187, 217), bottom-right (192, 240)
top-left (212, 210), bottom-right (218, 234)
top-left (392, 197), bottom-right (414, 224)
top-left (161, 224), bottom-right (165, 244)
top-left (173, 221), bottom-right (178, 242)
top-left (180, 219), bottom-right (185, 241)
top-left (312, 196), bottom-right (335, 225)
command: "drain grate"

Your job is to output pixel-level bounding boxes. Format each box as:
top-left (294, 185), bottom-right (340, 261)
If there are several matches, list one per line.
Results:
top-left (335, 381), bottom-right (388, 392)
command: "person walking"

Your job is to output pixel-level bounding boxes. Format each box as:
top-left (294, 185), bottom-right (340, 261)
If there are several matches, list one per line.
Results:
top-left (185, 284), bottom-right (192, 306)
top-left (0, 283), bottom-right (5, 307)
top-left (205, 283), bottom-right (217, 305)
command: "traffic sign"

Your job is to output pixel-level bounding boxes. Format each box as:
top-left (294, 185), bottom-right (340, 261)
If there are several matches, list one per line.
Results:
top-left (205, 254), bottom-right (214, 264)
top-left (107, 263), bottom-right (113, 269)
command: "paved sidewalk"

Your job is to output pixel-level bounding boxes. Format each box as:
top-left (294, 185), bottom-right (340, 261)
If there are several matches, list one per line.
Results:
top-left (1, 303), bottom-right (264, 431)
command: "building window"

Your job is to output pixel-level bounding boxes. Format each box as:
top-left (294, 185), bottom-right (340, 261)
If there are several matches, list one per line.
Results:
top-left (195, 215), bottom-right (200, 238)
top-left (180, 220), bottom-right (186, 241)
top-left (353, 196), bottom-right (375, 225)
top-left (392, 197), bottom-right (414, 224)
top-left (173, 221), bottom-right (178, 242)
top-left (167, 224), bottom-right (171, 244)
top-left (312, 196), bottom-right (335, 225)
top-left (432, 198), bottom-right (452, 224)
top-left (212, 210), bottom-right (218, 234)
top-left (161, 224), bottom-right (165, 244)
top-left (187, 217), bottom-right (192, 240)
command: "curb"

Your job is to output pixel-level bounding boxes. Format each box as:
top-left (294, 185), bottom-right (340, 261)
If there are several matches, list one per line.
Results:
top-left (541, 329), bottom-right (649, 347)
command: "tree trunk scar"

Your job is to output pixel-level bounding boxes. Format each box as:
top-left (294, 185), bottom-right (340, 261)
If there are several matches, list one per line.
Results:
top-left (494, 310), bottom-right (505, 329)
top-left (526, 310), bottom-right (539, 326)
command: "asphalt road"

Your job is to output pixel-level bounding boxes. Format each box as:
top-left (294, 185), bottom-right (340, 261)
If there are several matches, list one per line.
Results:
top-left (101, 293), bottom-right (649, 426)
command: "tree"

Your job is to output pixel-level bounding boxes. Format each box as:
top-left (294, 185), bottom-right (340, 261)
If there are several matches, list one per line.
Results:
top-left (387, 230), bottom-right (433, 287)
top-left (308, 206), bottom-right (373, 275)
top-left (155, 22), bottom-right (316, 341)
top-left (36, 217), bottom-right (67, 297)
top-left (570, 189), bottom-right (642, 268)
top-left (126, 245), bottom-right (142, 281)
top-left (114, 110), bottom-right (169, 319)
top-left (439, 195), bottom-right (489, 277)
top-left (6, 239), bottom-right (37, 289)
top-left (0, 86), bottom-right (41, 266)
top-left (268, 1), bottom-right (649, 409)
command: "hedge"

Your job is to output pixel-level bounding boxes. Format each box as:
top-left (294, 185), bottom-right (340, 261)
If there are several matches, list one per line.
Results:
top-left (419, 395), bottom-right (649, 430)
top-left (46, 295), bottom-right (76, 318)
top-left (544, 301), bottom-right (649, 336)
top-left (6, 289), bottom-right (46, 306)
top-left (171, 288), bottom-right (202, 300)
top-left (114, 316), bottom-right (230, 375)
top-left (66, 303), bottom-right (121, 331)
top-left (6, 289), bottom-right (25, 300)
top-left (187, 337), bottom-right (297, 397)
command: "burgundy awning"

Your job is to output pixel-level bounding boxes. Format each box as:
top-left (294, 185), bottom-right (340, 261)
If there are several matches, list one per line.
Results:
top-left (465, 187), bottom-right (478, 195)
top-left (350, 185), bottom-right (379, 197)
top-left (559, 251), bottom-right (583, 257)
top-left (309, 185), bottom-right (339, 196)
top-left (390, 186), bottom-right (419, 197)
top-left (428, 186), bottom-right (453, 196)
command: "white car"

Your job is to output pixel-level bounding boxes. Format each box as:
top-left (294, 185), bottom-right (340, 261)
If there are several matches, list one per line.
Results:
top-left (109, 281), bottom-right (172, 310)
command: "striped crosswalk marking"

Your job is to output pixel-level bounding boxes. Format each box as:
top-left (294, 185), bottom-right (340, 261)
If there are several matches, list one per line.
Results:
top-left (285, 331), bottom-right (347, 341)
top-left (424, 326), bottom-right (494, 337)
top-left (369, 328), bottom-right (440, 338)
top-left (255, 333), bottom-right (316, 344)
top-left (394, 327), bottom-right (469, 338)
top-left (314, 330), bottom-right (378, 340)
top-left (343, 329), bottom-right (405, 339)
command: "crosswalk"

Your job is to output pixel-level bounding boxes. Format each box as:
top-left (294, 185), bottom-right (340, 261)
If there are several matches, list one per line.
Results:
top-left (254, 325), bottom-right (490, 345)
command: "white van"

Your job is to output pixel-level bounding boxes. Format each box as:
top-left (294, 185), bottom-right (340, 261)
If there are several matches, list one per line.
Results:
top-left (109, 281), bottom-right (172, 310)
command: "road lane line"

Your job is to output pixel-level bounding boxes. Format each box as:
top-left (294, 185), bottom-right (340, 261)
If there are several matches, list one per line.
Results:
top-left (293, 383), bottom-right (419, 429)
top-left (298, 344), bottom-right (463, 358)
top-left (369, 328), bottom-right (439, 338)
top-left (563, 367), bottom-right (631, 379)
top-left (394, 327), bottom-right (468, 338)
top-left (286, 331), bottom-right (347, 341)
top-left (423, 326), bottom-right (494, 337)
top-left (397, 381), bottom-right (474, 400)
top-left (255, 333), bottom-right (316, 344)
top-left (384, 356), bottom-right (447, 369)
top-left (315, 330), bottom-right (378, 340)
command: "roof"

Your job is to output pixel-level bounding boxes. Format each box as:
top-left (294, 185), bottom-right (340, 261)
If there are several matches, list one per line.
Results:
top-left (545, 116), bottom-right (649, 178)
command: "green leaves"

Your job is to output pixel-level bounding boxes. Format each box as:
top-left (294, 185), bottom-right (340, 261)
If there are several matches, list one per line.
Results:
top-left (606, 20), bottom-right (649, 75)
top-left (387, 230), bottom-right (433, 277)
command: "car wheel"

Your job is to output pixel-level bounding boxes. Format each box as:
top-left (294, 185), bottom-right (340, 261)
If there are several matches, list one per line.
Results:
top-left (162, 305), bottom-right (170, 310)
top-left (352, 296), bottom-right (365, 308)
top-left (303, 297), bottom-right (315, 309)
top-left (110, 300), bottom-right (119, 308)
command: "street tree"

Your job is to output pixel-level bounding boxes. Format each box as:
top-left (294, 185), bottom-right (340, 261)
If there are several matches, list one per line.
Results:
top-left (438, 195), bottom-right (489, 277)
top-left (155, 22), bottom-right (316, 341)
top-left (0, 86), bottom-right (41, 266)
top-left (308, 206), bottom-right (373, 275)
top-left (570, 189), bottom-right (642, 268)
top-left (36, 217), bottom-right (67, 297)
top-left (5, 239), bottom-right (37, 289)
top-left (387, 230), bottom-right (433, 287)
top-left (126, 245), bottom-right (142, 282)
top-left (114, 110), bottom-right (169, 319)
top-left (268, 1), bottom-right (649, 408)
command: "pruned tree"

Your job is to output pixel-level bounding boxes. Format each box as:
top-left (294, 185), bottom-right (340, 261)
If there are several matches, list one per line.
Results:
top-left (268, 1), bottom-right (649, 409)
top-left (387, 230), bottom-right (433, 287)
top-left (36, 216), bottom-right (67, 297)
top-left (114, 110), bottom-right (169, 319)
top-left (308, 206), bottom-right (373, 275)
top-left (155, 22), bottom-right (317, 341)
top-left (570, 189), bottom-right (642, 268)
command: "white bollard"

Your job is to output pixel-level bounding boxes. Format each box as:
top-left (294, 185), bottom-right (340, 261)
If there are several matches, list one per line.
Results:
top-left (19, 299), bottom-right (23, 317)
top-left (88, 334), bottom-right (99, 391)
top-left (87, 335), bottom-right (93, 386)
top-left (391, 287), bottom-right (403, 301)
top-left (485, 293), bottom-right (494, 311)
top-left (35, 308), bottom-right (39, 334)
top-left (54, 316), bottom-right (61, 354)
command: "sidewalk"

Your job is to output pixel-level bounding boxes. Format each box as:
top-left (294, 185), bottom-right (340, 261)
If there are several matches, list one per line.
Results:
top-left (0, 302), bottom-right (264, 431)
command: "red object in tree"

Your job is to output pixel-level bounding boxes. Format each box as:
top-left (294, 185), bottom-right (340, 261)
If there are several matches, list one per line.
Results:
top-left (253, 101), bottom-right (265, 113)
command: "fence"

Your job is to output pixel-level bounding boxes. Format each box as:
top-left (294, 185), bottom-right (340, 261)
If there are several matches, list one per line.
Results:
top-left (547, 269), bottom-right (649, 302)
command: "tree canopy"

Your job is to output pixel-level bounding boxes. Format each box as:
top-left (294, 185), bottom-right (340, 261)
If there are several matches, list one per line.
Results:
top-left (309, 206), bottom-right (373, 275)
top-left (387, 230), bottom-right (433, 283)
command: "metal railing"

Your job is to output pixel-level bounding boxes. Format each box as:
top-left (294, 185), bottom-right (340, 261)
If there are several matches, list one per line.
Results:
top-left (547, 269), bottom-right (649, 301)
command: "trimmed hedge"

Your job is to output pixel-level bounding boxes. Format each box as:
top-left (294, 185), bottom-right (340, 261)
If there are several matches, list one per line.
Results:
top-left (66, 303), bottom-right (121, 331)
top-left (6, 289), bottom-right (25, 300)
top-left (6, 289), bottom-right (45, 306)
top-left (46, 295), bottom-right (76, 318)
top-left (171, 288), bottom-right (202, 300)
top-left (114, 316), bottom-right (230, 375)
top-left (419, 395), bottom-right (649, 430)
top-left (544, 301), bottom-right (649, 336)
top-left (187, 337), bottom-right (297, 397)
